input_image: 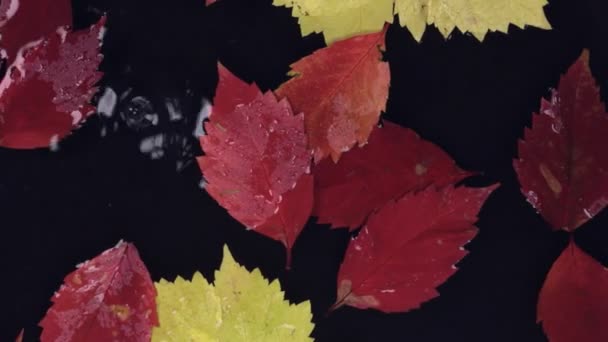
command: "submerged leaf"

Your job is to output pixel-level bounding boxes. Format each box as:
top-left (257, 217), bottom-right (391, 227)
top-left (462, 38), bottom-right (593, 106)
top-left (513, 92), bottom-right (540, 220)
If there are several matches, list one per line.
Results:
top-left (514, 51), bottom-right (608, 231)
top-left (313, 121), bottom-right (471, 230)
top-left (40, 241), bottom-right (158, 342)
top-left (537, 240), bottom-right (608, 342)
top-left (154, 273), bottom-right (221, 342)
top-left (276, 29), bottom-right (389, 162)
top-left (334, 185), bottom-right (497, 313)
top-left (153, 245), bottom-right (314, 341)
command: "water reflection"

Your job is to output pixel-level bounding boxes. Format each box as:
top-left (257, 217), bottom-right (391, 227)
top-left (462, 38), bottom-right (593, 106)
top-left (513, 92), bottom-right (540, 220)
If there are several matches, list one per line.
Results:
top-left (94, 87), bottom-right (208, 172)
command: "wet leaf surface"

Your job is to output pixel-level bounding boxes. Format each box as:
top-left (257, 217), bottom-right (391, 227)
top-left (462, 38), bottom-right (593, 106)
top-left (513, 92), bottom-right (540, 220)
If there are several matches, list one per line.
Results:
top-left (0, 17), bottom-right (105, 149)
top-left (39, 242), bottom-right (158, 342)
top-left (334, 184), bottom-right (498, 313)
top-left (537, 240), bottom-right (608, 342)
top-left (313, 120), bottom-right (471, 230)
top-left (198, 64), bottom-right (312, 266)
top-left (515, 51), bottom-right (608, 231)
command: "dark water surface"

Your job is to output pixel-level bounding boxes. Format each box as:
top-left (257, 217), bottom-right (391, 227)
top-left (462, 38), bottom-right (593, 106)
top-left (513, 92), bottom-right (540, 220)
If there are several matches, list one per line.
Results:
top-left (2, 0), bottom-right (608, 341)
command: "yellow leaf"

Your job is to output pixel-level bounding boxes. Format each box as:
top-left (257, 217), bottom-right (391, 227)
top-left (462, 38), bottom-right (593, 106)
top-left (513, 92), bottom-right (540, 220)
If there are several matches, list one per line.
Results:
top-left (273, 0), bottom-right (551, 43)
top-left (287, 0), bottom-right (394, 44)
top-left (153, 273), bottom-right (221, 342)
top-left (152, 246), bottom-right (314, 342)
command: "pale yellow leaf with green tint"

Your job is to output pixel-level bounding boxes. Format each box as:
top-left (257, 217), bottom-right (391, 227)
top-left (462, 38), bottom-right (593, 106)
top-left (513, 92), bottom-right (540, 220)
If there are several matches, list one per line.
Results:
top-left (152, 246), bottom-right (314, 342)
top-left (273, 0), bottom-right (551, 43)
top-left (395, 0), bottom-right (552, 41)
top-left (213, 246), bottom-right (314, 341)
top-left (273, 0), bottom-right (394, 44)
top-left (153, 273), bottom-right (221, 342)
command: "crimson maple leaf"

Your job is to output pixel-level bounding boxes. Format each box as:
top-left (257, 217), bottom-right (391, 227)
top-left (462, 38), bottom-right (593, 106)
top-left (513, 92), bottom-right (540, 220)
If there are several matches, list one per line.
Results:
top-left (333, 184), bottom-right (498, 313)
top-left (313, 120), bottom-right (471, 230)
top-left (537, 240), bottom-right (608, 342)
top-left (39, 241), bottom-right (158, 342)
top-left (0, 2), bottom-right (105, 149)
top-left (514, 50), bottom-right (608, 231)
top-left (198, 64), bottom-right (313, 267)
top-left (276, 28), bottom-right (390, 163)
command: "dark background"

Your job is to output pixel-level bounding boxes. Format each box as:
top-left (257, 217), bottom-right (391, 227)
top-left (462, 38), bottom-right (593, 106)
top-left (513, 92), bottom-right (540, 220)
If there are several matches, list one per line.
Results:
top-left (1, 0), bottom-right (608, 341)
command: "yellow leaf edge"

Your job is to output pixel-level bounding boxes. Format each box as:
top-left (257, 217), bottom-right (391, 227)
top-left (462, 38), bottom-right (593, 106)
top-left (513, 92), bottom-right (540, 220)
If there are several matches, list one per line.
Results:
top-left (272, 0), bottom-right (552, 44)
top-left (152, 245), bottom-right (315, 342)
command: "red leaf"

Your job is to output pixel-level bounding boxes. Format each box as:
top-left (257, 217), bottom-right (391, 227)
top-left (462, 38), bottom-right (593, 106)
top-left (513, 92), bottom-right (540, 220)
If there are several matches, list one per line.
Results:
top-left (40, 241), bottom-right (158, 342)
top-left (537, 240), bottom-right (608, 342)
top-left (0, 0), bottom-right (72, 63)
top-left (15, 329), bottom-right (23, 342)
top-left (275, 28), bottom-right (390, 163)
top-left (213, 63), bottom-right (259, 118)
top-left (0, 17), bottom-right (105, 149)
top-left (314, 121), bottom-right (472, 230)
top-left (257, 174), bottom-right (313, 268)
top-left (198, 65), bottom-right (312, 264)
top-left (333, 184), bottom-right (498, 313)
top-left (514, 50), bottom-right (608, 231)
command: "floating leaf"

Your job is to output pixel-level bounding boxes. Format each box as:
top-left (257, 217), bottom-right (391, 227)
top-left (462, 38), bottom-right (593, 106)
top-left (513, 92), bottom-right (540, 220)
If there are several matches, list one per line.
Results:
top-left (40, 241), bottom-right (158, 342)
top-left (333, 185), bottom-right (497, 313)
top-left (15, 329), bottom-right (23, 342)
top-left (198, 65), bottom-right (313, 266)
top-left (212, 63), bottom-right (259, 119)
top-left (154, 273), bottom-right (221, 342)
top-left (395, 0), bottom-right (551, 41)
top-left (0, 0), bottom-right (72, 63)
top-left (0, 17), bottom-right (105, 149)
top-left (273, 0), bottom-right (393, 44)
top-left (537, 240), bottom-right (608, 342)
top-left (153, 245), bottom-right (314, 341)
top-left (273, 0), bottom-right (551, 43)
top-left (313, 121), bottom-right (471, 230)
top-left (256, 174), bottom-right (314, 268)
top-left (514, 51), bottom-right (608, 231)
top-left (276, 29), bottom-right (389, 162)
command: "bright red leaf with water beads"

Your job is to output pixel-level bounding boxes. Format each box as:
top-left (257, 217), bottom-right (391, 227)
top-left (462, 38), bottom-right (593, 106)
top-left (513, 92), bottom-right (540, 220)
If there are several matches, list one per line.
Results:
top-left (333, 184), bottom-right (498, 313)
top-left (198, 65), bottom-right (312, 267)
top-left (213, 63), bottom-right (259, 118)
top-left (0, 0), bottom-right (72, 63)
top-left (275, 28), bottom-right (390, 163)
top-left (313, 120), bottom-right (471, 230)
top-left (39, 241), bottom-right (158, 342)
top-left (0, 17), bottom-right (105, 149)
top-left (537, 240), bottom-right (608, 342)
top-left (514, 50), bottom-right (608, 231)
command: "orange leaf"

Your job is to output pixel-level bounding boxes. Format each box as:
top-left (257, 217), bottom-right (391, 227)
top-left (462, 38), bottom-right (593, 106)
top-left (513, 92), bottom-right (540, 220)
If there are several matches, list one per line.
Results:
top-left (276, 29), bottom-right (390, 163)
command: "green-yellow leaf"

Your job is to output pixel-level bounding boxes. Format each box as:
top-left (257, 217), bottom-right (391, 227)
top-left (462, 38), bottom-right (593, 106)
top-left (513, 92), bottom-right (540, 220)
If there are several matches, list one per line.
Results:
top-left (275, 0), bottom-right (394, 44)
top-left (273, 0), bottom-right (551, 43)
top-left (154, 274), bottom-right (221, 342)
top-left (152, 246), bottom-right (314, 342)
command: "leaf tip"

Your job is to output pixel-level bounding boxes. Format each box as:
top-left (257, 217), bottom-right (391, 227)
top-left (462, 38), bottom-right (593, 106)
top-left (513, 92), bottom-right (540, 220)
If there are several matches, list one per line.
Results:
top-left (15, 329), bottom-right (23, 342)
